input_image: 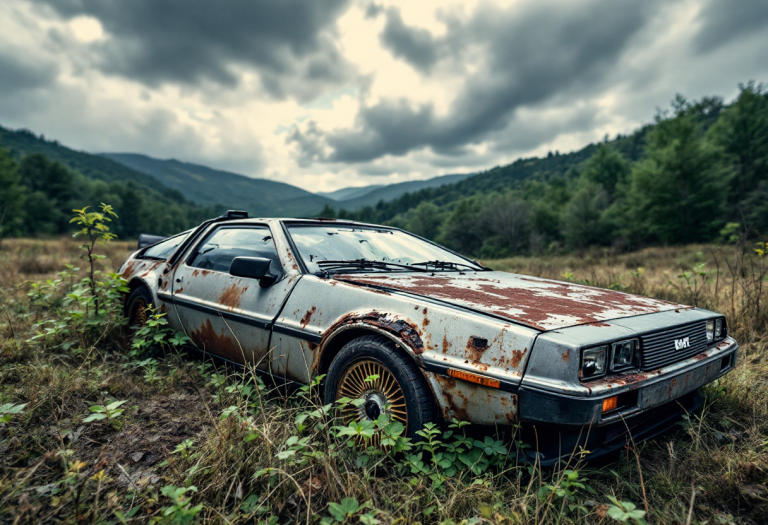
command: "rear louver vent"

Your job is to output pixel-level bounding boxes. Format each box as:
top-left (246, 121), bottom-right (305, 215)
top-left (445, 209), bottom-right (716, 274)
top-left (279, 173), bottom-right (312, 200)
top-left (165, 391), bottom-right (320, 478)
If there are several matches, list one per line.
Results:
top-left (640, 321), bottom-right (707, 371)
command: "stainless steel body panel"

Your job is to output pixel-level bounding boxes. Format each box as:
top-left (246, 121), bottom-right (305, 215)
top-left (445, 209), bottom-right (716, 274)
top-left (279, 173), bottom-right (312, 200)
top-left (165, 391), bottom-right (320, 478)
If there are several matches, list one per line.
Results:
top-left (118, 217), bottom-right (739, 450)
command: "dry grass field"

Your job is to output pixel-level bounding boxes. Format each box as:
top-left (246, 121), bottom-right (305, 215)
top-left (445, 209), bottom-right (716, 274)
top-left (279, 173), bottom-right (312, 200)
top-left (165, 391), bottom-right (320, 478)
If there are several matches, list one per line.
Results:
top-left (1, 237), bottom-right (767, 524)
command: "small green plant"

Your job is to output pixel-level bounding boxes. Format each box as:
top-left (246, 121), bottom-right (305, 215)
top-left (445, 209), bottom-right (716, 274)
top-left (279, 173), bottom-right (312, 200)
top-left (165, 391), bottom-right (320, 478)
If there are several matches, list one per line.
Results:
top-left (83, 400), bottom-right (127, 423)
top-left (70, 204), bottom-right (118, 316)
top-left (322, 497), bottom-right (375, 524)
top-left (0, 402), bottom-right (26, 424)
top-left (130, 306), bottom-right (190, 357)
top-left (605, 496), bottom-right (647, 524)
top-left (173, 439), bottom-right (195, 459)
top-left (155, 485), bottom-right (203, 525)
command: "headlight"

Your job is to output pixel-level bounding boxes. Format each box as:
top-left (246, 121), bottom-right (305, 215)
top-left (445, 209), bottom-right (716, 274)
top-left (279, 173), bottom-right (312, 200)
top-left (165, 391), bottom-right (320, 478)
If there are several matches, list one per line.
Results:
top-left (611, 339), bottom-right (638, 371)
top-left (715, 318), bottom-right (725, 339)
top-left (706, 320), bottom-right (714, 342)
top-left (581, 346), bottom-right (607, 379)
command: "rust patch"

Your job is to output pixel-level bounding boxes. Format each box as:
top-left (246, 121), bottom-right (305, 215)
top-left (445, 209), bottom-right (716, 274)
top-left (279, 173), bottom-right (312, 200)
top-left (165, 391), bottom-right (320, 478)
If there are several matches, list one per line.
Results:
top-left (139, 260), bottom-right (163, 278)
top-left (300, 306), bottom-right (317, 329)
top-left (284, 246), bottom-right (299, 271)
top-left (218, 282), bottom-right (248, 309)
top-left (192, 269), bottom-right (200, 277)
top-left (121, 260), bottom-right (139, 278)
top-left (562, 350), bottom-right (570, 362)
top-left (585, 321), bottom-right (611, 327)
top-left (435, 375), bottom-right (468, 420)
top-left (510, 348), bottom-right (526, 368)
top-left (201, 270), bottom-right (212, 277)
top-left (467, 336), bottom-right (489, 362)
top-left (190, 318), bottom-right (245, 363)
top-left (175, 287), bottom-right (184, 294)
top-left (314, 311), bottom-right (425, 370)
top-left (442, 334), bottom-right (451, 354)
top-left (337, 273), bottom-right (689, 331)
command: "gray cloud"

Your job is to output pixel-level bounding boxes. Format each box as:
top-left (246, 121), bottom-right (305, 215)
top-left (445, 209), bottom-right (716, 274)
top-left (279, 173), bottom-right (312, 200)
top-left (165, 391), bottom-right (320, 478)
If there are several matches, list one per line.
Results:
top-left (379, 8), bottom-right (440, 72)
top-left (694, 0), bottom-right (768, 53)
top-left (0, 51), bottom-right (57, 96)
top-left (35, 0), bottom-right (353, 101)
top-left (290, 0), bottom-right (658, 164)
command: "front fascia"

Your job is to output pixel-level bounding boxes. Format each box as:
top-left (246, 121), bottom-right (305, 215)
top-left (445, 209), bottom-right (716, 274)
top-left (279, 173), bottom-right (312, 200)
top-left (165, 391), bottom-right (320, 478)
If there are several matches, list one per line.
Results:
top-left (519, 308), bottom-right (738, 426)
top-left (522, 308), bottom-right (725, 396)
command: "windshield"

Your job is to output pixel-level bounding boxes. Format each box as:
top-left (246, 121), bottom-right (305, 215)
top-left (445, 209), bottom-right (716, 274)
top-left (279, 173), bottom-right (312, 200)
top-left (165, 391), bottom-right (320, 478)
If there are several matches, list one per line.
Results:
top-left (286, 224), bottom-right (481, 273)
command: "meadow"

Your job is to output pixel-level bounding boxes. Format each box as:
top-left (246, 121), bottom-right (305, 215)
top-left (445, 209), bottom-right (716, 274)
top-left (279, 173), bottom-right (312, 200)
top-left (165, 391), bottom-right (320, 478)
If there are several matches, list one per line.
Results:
top-left (1, 236), bottom-right (767, 524)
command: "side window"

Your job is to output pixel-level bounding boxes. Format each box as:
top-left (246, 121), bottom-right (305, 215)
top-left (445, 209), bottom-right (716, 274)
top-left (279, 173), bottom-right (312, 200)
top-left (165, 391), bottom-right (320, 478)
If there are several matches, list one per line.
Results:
top-left (188, 226), bottom-right (280, 273)
top-left (142, 232), bottom-right (189, 260)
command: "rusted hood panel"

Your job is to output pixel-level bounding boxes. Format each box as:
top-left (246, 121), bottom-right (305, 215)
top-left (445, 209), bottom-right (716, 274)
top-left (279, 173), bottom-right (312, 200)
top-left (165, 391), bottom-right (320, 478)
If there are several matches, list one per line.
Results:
top-left (336, 272), bottom-right (688, 331)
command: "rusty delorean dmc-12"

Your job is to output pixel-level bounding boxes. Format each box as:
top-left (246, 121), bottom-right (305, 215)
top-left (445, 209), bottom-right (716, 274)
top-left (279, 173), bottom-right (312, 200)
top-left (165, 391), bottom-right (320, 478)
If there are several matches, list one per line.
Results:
top-left (120, 211), bottom-right (738, 465)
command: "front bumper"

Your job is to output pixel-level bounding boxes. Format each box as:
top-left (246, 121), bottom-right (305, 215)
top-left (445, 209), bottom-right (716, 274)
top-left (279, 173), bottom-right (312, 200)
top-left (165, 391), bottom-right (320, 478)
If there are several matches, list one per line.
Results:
top-left (517, 337), bottom-right (737, 465)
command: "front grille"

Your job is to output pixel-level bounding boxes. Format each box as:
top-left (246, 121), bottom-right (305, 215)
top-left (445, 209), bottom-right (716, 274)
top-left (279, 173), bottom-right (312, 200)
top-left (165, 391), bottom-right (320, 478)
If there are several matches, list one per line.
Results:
top-left (640, 321), bottom-right (707, 370)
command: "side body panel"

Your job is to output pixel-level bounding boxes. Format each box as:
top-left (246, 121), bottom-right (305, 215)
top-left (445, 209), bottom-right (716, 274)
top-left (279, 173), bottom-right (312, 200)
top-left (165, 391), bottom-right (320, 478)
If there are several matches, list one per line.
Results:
top-left (273, 275), bottom-right (538, 424)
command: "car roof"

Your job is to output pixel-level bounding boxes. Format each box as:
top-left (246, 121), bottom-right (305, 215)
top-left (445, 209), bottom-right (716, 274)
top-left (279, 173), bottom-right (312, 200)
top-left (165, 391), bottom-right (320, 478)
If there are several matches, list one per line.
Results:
top-left (221, 218), bottom-right (394, 229)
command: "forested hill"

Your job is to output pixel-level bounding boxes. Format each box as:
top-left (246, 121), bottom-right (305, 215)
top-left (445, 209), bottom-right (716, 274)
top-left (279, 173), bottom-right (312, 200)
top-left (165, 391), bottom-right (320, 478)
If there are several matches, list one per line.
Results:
top-left (327, 85), bottom-right (767, 258)
top-left (0, 126), bottom-right (216, 238)
top-left (101, 153), bottom-right (333, 218)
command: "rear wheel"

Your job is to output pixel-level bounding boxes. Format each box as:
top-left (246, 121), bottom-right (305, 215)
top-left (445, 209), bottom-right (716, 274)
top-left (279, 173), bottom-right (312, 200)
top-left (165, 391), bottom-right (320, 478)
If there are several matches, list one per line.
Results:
top-left (125, 286), bottom-right (153, 331)
top-left (324, 334), bottom-right (435, 442)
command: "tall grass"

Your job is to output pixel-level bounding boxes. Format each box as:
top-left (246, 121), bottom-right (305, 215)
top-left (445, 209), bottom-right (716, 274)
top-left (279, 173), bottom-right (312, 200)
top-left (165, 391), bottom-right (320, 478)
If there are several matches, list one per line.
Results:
top-left (1, 238), bottom-right (767, 523)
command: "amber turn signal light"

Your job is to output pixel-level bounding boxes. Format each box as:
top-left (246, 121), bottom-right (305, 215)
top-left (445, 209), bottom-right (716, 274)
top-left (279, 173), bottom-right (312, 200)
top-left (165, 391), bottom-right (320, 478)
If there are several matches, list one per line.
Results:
top-left (447, 368), bottom-right (500, 388)
top-left (602, 396), bottom-right (618, 413)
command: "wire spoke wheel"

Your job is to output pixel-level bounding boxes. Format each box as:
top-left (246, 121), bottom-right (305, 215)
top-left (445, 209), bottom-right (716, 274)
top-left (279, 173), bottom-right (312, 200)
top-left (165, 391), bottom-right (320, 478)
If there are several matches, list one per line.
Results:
top-left (128, 296), bottom-right (149, 330)
top-left (336, 358), bottom-right (408, 448)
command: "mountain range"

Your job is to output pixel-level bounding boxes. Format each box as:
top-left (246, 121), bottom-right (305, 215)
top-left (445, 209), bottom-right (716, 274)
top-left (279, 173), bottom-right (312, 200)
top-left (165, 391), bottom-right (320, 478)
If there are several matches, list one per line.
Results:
top-left (102, 153), bottom-right (474, 215)
top-left (0, 124), bottom-right (477, 218)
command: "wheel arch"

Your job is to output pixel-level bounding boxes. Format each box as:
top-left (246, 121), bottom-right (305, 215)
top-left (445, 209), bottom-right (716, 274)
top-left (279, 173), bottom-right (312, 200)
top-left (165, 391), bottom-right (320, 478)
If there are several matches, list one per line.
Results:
top-left (314, 319), bottom-right (441, 414)
top-left (124, 277), bottom-right (155, 313)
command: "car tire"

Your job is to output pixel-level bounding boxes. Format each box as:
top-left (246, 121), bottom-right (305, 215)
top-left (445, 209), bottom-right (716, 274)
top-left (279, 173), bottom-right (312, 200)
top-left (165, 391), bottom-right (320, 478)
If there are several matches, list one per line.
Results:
top-left (324, 334), bottom-right (435, 441)
top-left (125, 285), bottom-right (154, 331)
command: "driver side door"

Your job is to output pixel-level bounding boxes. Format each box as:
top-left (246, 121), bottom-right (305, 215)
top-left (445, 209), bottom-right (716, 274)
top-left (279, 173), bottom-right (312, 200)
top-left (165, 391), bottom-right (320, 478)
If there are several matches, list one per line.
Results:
top-left (171, 224), bottom-right (291, 370)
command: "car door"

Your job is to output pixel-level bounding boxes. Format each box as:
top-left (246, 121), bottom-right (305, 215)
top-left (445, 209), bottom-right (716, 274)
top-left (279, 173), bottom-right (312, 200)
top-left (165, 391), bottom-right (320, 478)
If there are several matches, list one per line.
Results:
top-left (171, 223), bottom-right (292, 370)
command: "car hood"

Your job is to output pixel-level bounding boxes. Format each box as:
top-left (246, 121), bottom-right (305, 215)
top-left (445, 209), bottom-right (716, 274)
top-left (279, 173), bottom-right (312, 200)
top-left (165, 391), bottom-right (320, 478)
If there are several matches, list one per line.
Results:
top-left (335, 271), bottom-right (689, 331)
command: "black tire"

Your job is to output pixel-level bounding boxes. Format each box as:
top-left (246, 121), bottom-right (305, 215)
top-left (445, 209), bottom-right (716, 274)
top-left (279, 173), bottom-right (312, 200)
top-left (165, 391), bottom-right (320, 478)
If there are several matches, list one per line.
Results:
top-left (324, 334), bottom-right (435, 440)
top-left (125, 285), bottom-right (154, 330)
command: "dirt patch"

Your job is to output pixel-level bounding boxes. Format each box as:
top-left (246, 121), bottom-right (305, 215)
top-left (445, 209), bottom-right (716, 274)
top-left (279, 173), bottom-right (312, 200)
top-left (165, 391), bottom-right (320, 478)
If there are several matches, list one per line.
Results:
top-left (69, 389), bottom-right (212, 489)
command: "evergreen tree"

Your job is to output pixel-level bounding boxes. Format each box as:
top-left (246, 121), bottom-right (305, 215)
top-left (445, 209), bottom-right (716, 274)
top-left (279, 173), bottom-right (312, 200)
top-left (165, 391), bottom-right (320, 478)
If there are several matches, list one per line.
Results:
top-left (626, 100), bottom-right (726, 244)
top-left (580, 144), bottom-right (630, 199)
top-left (708, 82), bottom-right (768, 211)
top-left (561, 183), bottom-right (610, 250)
top-left (0, 148), bottom-right (26, 240)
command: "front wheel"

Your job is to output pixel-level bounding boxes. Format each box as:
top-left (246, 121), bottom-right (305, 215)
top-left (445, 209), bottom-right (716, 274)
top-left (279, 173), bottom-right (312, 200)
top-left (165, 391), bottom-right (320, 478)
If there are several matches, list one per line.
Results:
top-left (324, 334), bottom-right (435, 441)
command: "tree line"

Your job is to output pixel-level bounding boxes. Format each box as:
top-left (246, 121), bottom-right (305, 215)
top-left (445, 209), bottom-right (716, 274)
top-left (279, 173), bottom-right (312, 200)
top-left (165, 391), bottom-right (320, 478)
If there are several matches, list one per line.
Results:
top-left (0, 149), bottom-right (215, 241)
top-left (321, 83), bottom-right (768, 258)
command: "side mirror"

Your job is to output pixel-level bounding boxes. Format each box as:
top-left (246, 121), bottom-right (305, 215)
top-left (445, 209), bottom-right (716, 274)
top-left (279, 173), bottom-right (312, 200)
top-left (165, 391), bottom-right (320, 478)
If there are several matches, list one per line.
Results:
top-left (229, 257), bottom-right (279, 287)
top-left (137, 233), bottom-right (166, 249)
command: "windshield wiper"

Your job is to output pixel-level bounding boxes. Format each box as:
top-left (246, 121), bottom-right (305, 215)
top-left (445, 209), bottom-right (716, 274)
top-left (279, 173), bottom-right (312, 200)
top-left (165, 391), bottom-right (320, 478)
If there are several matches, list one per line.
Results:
top-left (412, 260), bottom-right (481, 271)
top-left (315, 259), bottom-right (428, 273)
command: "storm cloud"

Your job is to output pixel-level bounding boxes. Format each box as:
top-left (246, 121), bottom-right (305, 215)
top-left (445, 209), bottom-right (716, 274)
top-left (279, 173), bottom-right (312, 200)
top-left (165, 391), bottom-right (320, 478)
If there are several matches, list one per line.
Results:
top-left (694, 0), bottom-right (768, 53)
top-left (34, 0), bottom-right (353, 101)
top-left (290, 0), bottom-right (658, 164)
top-left (2, 0), bottom-right (768, 190)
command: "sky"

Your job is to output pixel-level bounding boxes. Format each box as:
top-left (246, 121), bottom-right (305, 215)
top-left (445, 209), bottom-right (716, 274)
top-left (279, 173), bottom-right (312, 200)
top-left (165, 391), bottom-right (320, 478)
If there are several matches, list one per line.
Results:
top-left (1, 0), bottom-right (767, 192)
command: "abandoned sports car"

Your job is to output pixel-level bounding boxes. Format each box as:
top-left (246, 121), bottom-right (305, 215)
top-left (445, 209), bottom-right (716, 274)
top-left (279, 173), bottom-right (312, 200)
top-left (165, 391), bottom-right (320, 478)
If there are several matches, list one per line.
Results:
top-left (120, 211), bottom-right (738, 465)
